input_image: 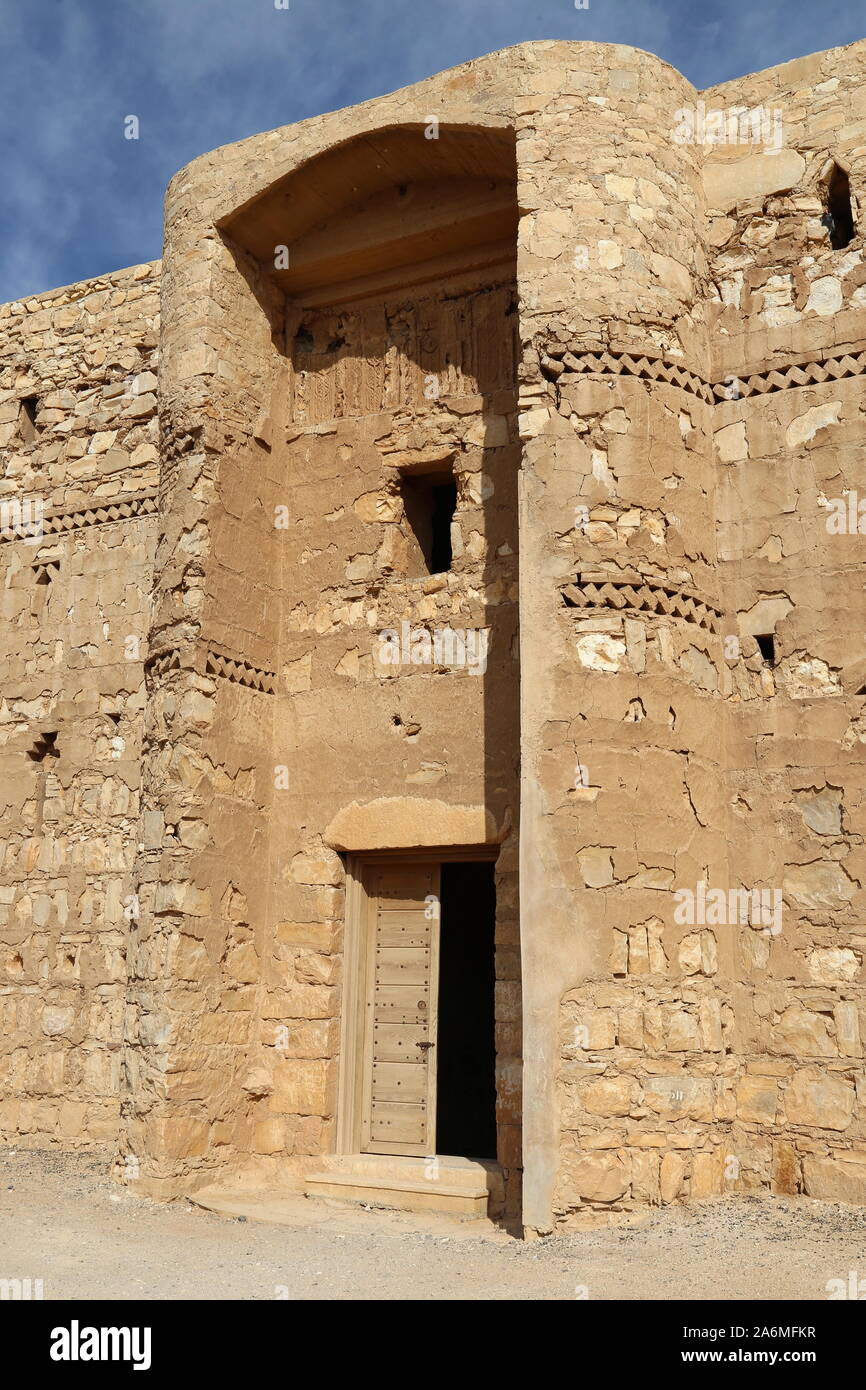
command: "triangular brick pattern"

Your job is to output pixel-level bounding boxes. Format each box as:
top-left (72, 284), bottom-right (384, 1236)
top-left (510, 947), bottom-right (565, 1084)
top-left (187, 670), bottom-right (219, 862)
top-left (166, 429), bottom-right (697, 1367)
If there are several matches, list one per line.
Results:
top-left (548, 347), bottom-right (713, 403)
top-left (205, 648), bottom-right (277, 694)
top-left (145, 649), bottom-right (181, 680)
top-left (144, 644), bottom-right (276, 693)
top-left (545, 344), bottom-right (866, 404)
top-left (0, 488), bottom-right (158, 544)
top-left (562, 571), bottom-right (723, 634)
top-left (31, 559), bottom-right (60, 584)
top-left (26, 730), bottom-right (59, 763)
top-left (709, 349), bottom-right (866, 401)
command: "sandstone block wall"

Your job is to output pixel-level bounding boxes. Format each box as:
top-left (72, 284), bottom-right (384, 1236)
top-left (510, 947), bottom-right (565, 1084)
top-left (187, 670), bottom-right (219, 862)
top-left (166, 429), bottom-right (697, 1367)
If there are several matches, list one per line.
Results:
top-left (0, 263), bottom-right (159, 1150)
top-left (709, 44), bottom-right (866, 1211)
top-left (2, 37), bottom-right (866, 1234)
top-left (544, 41), bottom-right (866, 1226)
top-left (125, 90), bottom-right (526, 1201)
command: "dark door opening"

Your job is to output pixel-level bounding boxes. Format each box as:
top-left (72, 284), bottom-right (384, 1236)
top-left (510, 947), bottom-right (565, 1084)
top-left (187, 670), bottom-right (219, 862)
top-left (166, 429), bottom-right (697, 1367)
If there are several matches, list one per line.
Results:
top-left (435, 860), bottom-right (497, 1160)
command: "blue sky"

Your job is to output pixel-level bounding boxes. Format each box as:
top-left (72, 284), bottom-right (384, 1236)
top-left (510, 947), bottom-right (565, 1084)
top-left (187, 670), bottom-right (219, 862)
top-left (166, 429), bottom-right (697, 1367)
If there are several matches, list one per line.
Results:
top-left (0, 0), bottom-right (862, 303)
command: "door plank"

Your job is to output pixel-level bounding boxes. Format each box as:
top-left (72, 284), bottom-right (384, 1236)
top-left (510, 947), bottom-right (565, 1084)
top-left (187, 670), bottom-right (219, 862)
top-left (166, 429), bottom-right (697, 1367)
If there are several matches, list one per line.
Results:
top-left (360, 861), bottom-right (440, 1156)
top-left (375, 946), bottom-right (431, 985)
top-left (371, 1061), bottom-right (427, 1101)
top-left (373, 1022), bottom-right (428, 1060)
top-left (370, 1102), bottom-right (427, 1145)
top-left (376, 915), bottom-right (432, 947)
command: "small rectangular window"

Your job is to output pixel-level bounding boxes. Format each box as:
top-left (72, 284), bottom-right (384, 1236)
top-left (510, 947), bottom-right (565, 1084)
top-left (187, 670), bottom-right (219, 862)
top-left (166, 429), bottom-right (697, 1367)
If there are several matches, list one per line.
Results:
top-left (756, 633), bottom-right (776, 665)
top-left (822, 163), bottom-right (855, 250)
top-left (400, 465), bottom-right (457, 576)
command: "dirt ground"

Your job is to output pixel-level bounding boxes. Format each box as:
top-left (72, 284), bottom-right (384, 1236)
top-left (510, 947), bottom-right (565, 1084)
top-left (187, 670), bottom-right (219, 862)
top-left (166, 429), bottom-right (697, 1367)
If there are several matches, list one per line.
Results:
top-left (1, 1147), bottom-right (865, 1301)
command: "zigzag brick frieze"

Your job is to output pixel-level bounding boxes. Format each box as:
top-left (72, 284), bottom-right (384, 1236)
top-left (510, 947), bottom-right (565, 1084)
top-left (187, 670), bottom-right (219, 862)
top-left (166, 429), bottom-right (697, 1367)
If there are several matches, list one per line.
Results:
top-left (205, 647), bottom-right (277, 694)
top-left (562, 570), bottom-right (723, 633)
top-left (144, 643), bottom-right (277, 693)
top-left (549, 347), bottom-right (713, 403)
top-left (0, 488), bottom-right (158, 544)
top-left (710, 349), bottom-right (866, 400)
top-left (144, 648), bottom-right (182, 680)
top-left (545, 344), bottom-right (866, 404)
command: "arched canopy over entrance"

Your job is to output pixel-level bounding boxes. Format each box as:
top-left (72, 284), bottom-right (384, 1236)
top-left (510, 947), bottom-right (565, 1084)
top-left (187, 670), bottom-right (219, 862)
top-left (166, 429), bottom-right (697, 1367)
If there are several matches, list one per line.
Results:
top-left (220, 123), bottom-right (518, 306)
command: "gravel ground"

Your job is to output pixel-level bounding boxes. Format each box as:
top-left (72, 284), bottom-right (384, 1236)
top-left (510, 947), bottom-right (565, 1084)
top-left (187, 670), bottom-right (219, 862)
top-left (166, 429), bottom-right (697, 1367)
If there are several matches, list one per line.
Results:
top-left (2, 1147), bottom-right (865, 1301)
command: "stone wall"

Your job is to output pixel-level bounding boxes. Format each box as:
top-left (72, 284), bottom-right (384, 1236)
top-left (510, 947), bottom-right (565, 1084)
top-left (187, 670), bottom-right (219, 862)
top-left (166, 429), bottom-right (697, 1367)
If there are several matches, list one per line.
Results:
top-left (266, 276), bottom-right (521, 1204)
top-left (707, 43), bottom-right (866, 1209)
top-left (546, 40), bottom-right (866, 1226)
top-left (2, 36), bottom-right (866, 1233)
top-left (0, 262), bottom-right (159, 1151)
top-left (511, 45), bottom-right (732, 1230)
top-left (127, 98), bottom-right (525, 1198)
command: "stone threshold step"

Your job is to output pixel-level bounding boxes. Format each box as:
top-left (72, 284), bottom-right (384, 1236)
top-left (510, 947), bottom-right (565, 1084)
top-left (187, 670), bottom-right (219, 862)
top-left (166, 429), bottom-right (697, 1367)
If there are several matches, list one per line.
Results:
top-left (305, 1170), bottom-right (489, 1216)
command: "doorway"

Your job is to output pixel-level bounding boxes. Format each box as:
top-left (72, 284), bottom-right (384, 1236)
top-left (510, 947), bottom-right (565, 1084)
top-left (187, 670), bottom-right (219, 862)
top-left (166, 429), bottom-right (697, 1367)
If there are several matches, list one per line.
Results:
top-left (435, 861), bottom-right (497, 1159)
top-left (339, 851), bottom-right (498, 1162)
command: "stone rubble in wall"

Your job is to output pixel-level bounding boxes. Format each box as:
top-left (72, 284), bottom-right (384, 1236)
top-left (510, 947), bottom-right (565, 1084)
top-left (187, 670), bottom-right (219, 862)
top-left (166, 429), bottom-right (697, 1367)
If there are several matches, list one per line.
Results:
top-left (3, 37), bottom-right (866, 1226)
top-left (0, 262), bottom-right (159, 1148)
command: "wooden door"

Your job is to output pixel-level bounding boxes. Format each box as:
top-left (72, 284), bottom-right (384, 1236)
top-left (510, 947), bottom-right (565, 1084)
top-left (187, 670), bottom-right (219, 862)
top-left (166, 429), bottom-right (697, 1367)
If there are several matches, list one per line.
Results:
top-left (360, 862), bottom-right (440, 1155)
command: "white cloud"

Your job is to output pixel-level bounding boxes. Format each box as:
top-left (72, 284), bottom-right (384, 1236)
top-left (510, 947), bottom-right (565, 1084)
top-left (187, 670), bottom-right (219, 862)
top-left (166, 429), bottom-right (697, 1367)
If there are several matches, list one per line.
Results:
top-left (0, 0), bottom-right (859, 302)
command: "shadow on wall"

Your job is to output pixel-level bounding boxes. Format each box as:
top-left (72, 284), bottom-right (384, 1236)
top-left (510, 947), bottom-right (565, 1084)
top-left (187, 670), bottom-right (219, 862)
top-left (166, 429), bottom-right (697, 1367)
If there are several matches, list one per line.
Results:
top-left (214, 121), bottom-right (524, 1196)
